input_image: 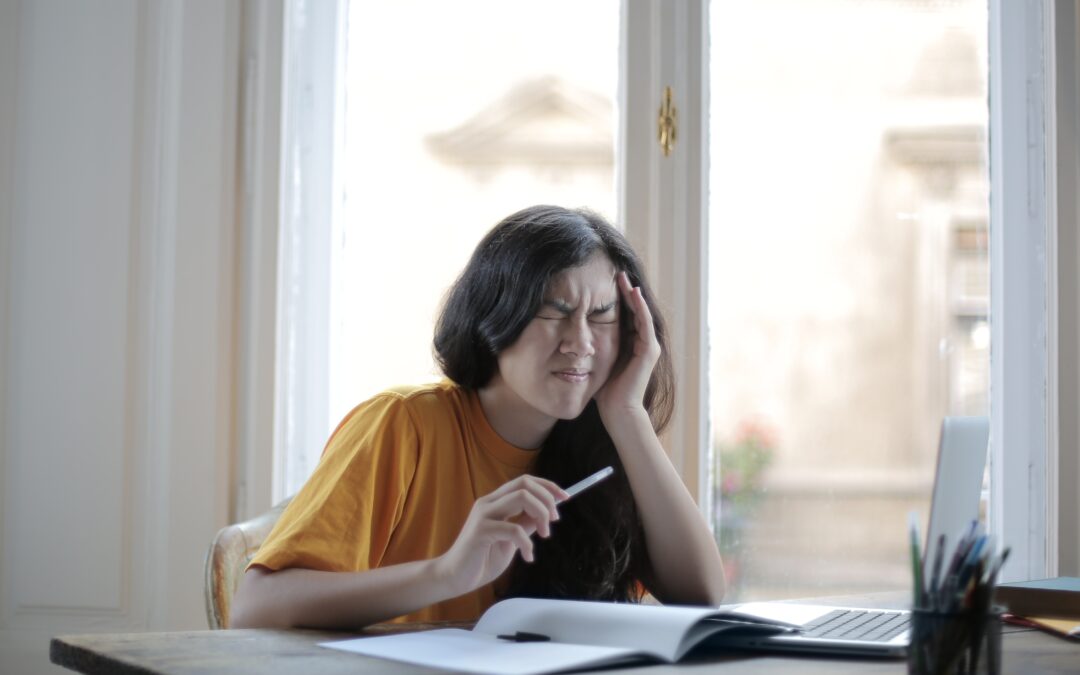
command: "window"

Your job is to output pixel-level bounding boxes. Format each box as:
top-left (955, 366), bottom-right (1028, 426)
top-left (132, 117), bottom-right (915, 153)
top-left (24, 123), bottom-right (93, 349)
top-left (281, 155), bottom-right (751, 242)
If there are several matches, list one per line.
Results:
top-left (276, 0), bottom-right (620, 499)
top-left (707, 0), bottom-right (991, 600)
top-left (269, 0), bottom-right (1075, 581)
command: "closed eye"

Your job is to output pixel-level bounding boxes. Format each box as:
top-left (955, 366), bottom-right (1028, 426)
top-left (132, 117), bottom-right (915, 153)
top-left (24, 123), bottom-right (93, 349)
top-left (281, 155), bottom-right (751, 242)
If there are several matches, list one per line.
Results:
top-left (588, 303), bottom-right (618, 324)
top-left (537, 299), bottom-right (573, 320)
top-left (536, 300), bottom-right (617, 323)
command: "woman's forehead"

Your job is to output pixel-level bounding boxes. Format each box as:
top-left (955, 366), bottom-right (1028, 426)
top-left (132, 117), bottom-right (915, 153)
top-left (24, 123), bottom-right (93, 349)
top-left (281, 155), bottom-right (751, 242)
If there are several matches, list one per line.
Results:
top-left (545, 254), bottom-right (618, 301)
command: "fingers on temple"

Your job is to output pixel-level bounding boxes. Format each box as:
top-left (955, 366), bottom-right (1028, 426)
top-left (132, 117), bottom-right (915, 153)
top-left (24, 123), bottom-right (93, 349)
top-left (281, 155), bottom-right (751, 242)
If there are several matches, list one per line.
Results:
top-left (617, 271), bottom-right (636, 311)
top-left (619, 272), bottom-right (658, 347)
top-left (633, 288), bottom-right (656, 341)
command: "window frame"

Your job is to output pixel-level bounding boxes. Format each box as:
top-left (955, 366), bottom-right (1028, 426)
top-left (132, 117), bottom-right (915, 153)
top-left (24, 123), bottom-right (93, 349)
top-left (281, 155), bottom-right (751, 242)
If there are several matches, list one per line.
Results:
top-left (619, 0), bottom-right (712, 521)
top-left (270, 0), bottom-right (344, 505)
top-left (623, 0), bottom-right (1077, 579)
top-left (986, 0), bottom-right (1076, 582)
top-left (251, 0), bottom-right (1079, 577)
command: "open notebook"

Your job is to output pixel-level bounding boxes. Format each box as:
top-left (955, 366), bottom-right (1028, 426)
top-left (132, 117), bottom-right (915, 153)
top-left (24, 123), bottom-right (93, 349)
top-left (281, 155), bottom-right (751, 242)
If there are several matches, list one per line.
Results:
top-left (322, 417), bottom-right (990, 671)
top-left (717, 415), bottom-right (990, 658)
top-left (322, 598), bottom-right (794, 675)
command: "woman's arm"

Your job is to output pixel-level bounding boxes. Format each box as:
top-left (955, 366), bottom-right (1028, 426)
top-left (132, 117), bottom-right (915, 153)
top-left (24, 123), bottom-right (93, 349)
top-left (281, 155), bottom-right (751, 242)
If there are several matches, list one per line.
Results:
top-left (596, 272), bottom-right (726, 606)
top-left (231, 559), bottom-right (449, 629)
top-left (605, 409), bottom-right (727, 606)
top-left (230, 474), bottom-right (567, 629)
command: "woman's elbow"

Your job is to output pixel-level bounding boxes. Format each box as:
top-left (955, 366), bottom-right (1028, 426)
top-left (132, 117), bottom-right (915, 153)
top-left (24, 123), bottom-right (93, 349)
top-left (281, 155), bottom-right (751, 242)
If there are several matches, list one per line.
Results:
top-left (707, 569), bottom-right (727, 606)
top-left (230, 568), bottom-right (285, 629)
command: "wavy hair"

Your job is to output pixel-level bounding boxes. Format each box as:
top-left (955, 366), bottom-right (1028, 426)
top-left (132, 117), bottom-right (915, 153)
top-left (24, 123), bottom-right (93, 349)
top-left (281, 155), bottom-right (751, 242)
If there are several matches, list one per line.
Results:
top-left (433, 205), bottom-right (675, 602)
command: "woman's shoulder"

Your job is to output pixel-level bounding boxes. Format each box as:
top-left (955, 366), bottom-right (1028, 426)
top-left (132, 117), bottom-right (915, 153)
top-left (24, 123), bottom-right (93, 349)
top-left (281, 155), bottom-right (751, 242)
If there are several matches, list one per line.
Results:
top-left (372, 379), bottom-right (463, 409)
top-left (321, 381), bottom-right (468, 458)
top-left (345, 380), bottom-right (470, 427)
top-left (379, 379), bottom-right (461, 401)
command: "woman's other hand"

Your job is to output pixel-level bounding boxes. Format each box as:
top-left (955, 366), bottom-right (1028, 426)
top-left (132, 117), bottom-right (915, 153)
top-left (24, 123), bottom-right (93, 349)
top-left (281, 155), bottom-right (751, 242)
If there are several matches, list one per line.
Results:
top-left (595, 271), bottom-right (661, 424)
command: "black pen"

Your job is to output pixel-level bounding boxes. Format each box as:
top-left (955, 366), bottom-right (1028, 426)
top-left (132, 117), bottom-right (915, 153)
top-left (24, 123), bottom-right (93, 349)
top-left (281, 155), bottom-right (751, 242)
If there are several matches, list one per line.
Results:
top-left (497, 631), bottom-right (551, 642)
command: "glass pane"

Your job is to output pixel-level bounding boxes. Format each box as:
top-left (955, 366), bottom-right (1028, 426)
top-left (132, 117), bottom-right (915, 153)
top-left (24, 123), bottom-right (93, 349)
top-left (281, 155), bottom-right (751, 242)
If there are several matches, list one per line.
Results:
top-left (328, 1), bottom-right (619, 433)
top-left (708, 0), bottom-right (990, 601)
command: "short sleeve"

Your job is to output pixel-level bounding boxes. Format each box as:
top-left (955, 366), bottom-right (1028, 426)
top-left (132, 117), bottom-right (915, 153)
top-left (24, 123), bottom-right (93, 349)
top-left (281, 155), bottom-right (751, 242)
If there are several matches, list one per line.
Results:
top-left (250, 393), bottom-right (420, 573)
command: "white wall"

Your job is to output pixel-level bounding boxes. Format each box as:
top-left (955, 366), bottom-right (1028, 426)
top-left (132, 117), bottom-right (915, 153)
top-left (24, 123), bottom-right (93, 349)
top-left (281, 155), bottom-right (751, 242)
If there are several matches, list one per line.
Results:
top-left (0, 1), bottom-right (250, 671)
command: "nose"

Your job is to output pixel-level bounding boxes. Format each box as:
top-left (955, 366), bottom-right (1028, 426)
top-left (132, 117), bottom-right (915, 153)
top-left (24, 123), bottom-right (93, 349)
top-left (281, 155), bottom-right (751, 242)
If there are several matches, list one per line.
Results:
top-left (559, 316), bottom-right (595, 358)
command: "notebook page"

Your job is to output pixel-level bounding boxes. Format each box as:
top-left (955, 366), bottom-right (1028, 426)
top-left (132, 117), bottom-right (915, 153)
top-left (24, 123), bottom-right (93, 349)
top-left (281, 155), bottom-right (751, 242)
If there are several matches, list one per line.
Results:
top-left (321, 629), bottom-right (643, 675)
top-left (475, 597), bottom-right (730, 660)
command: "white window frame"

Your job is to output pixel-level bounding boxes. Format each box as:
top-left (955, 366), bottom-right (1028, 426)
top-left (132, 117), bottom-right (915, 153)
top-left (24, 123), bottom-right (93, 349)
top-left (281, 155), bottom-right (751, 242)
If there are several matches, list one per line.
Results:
top-left (271, 0), bottom-right (345, 505)
top-left (619, 0), bottom-right (712, 520)
top-left (621, 0), bottom-right (1079, 578)
top-left (250, 0), bottom-right (1079, 578)
top-left (988, 0), bottom-right (1078, 582)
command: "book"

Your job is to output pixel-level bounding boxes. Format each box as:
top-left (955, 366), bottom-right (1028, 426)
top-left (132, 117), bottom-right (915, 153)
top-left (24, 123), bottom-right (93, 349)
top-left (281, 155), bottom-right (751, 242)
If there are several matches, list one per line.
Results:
top-left (994, 577), bottom-right (1080, 619)
top-left (320, 597), bottom-right (795, 675)
top-left (1003, 613), bottom-right (1080, 640)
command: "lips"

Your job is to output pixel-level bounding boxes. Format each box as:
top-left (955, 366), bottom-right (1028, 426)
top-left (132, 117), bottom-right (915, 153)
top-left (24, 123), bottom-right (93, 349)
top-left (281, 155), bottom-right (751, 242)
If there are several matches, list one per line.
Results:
top-left (553, 369), bottom-right (590, 383)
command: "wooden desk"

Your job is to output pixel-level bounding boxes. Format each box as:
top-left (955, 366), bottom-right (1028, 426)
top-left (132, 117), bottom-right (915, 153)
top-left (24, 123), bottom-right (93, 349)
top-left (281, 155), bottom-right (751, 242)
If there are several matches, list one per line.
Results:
top-left (51, 597), bottom-right (1080, 675)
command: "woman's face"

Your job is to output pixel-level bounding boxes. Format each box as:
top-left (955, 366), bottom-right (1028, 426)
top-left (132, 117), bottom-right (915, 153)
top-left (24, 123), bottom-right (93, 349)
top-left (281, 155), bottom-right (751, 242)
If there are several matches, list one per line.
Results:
top-left (494, 252), bottom-right (622, 428)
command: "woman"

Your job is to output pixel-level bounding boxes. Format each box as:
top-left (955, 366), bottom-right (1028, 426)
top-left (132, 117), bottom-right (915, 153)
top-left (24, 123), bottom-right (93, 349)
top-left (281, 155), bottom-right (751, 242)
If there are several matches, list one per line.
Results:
top-left (231, 205), bottom-right (725, 629)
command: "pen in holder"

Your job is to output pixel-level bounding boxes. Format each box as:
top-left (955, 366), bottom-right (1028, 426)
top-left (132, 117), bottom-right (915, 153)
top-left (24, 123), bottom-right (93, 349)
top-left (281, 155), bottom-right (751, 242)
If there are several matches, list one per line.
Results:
top-left (907, 515), bottom-right (1009, 675)
top-left (909, 606), bottom-right (1003, 675)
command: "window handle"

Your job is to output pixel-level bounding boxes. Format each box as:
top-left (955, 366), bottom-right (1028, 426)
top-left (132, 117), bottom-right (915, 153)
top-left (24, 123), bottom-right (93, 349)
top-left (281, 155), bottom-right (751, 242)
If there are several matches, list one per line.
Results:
top-left (658, 86), bottom-right (677, 157)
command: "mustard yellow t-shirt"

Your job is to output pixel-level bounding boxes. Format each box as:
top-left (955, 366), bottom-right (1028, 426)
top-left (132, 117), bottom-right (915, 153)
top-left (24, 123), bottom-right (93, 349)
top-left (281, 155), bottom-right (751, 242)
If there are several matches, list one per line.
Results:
top-left (250, 381), bottom-right (537, 623)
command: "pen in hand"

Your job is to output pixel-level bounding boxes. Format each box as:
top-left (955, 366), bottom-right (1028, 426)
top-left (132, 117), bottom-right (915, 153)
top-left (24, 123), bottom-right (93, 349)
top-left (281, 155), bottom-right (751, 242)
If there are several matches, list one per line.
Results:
top-left (563, 466), bottom-right (614, 500)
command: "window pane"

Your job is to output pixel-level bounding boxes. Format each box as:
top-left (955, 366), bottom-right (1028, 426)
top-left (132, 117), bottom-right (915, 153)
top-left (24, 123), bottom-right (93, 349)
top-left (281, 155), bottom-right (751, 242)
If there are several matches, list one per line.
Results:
top-left (708, 0), bottom-right (989, 600)
top-left (328, 1), bottom-right (619, 438)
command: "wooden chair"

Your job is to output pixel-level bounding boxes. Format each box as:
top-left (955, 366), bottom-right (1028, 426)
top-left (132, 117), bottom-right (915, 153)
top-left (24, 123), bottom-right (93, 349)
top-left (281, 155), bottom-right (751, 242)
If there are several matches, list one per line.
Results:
top-left (203, 497), bottom-right (292, 629)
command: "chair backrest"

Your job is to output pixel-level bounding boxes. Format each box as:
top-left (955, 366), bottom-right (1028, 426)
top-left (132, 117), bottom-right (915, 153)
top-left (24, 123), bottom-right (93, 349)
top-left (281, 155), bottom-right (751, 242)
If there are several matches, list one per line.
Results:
top-left (203, 497), bottom-right (292, 629)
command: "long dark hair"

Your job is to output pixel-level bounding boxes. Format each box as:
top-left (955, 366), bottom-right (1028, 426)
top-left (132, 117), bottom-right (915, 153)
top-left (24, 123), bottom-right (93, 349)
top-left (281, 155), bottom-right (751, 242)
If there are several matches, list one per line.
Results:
top-left (434, 205), bottom-right (675, 602)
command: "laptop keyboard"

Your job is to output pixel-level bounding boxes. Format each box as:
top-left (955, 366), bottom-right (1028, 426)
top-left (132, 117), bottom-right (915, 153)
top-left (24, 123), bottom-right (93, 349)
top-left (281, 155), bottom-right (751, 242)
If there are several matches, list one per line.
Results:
top-left (801, 609), bottom-right (910, 642)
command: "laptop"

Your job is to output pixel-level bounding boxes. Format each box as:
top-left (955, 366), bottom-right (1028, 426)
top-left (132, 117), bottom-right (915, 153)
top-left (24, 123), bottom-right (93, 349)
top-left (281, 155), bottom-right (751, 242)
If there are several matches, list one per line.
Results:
top-left (714, 416), bottom-right (990, 657)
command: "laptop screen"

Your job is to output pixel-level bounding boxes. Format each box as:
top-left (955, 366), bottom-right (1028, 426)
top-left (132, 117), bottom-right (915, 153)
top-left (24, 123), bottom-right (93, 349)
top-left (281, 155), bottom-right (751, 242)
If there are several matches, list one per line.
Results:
top-left (924, 416), bottom-right (990, 568)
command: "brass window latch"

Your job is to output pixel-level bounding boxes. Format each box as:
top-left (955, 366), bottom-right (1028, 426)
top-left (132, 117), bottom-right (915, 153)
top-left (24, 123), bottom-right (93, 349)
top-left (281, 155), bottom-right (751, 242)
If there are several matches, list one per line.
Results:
top-left (658, 86), bottom-right (677, 157)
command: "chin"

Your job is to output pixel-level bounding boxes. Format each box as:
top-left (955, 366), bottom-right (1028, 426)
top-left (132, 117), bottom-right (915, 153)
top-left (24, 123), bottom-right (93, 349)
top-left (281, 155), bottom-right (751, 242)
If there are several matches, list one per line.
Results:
top-left (548, 399), bottom-right (592, 421)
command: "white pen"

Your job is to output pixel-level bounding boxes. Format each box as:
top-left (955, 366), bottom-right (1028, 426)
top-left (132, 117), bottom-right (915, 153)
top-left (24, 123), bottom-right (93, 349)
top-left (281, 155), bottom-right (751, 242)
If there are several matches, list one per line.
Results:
top-left (563, 466), bottom-right (614, 499)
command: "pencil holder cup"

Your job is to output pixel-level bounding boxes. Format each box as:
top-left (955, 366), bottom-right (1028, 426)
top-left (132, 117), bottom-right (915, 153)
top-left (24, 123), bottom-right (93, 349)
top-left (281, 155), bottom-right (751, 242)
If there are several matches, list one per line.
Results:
top-left (907, 607), bottom-right (1003, 675)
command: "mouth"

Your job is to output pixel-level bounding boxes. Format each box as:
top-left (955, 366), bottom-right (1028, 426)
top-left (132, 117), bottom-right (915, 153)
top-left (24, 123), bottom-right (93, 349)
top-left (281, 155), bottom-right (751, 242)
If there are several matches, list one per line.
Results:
top-left (553, 369), bottom-right (590, 384)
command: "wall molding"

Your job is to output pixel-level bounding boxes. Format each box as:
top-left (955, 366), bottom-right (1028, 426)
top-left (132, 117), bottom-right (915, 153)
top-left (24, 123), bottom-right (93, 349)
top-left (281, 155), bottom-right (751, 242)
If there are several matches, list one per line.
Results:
top-left (233, 0), bottom-right (284, 522)
top-left (0, 0), bottom-right (20, 632)
top-left (5, 0), bottom-right (139, 623)
top-left (137, 0), bottom-right (184, 631)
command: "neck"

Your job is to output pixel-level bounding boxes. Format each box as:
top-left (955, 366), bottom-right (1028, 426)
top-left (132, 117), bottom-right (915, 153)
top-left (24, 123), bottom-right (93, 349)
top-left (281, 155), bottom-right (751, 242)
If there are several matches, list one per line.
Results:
top-left (477, 377), bottom-right (556, 450)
